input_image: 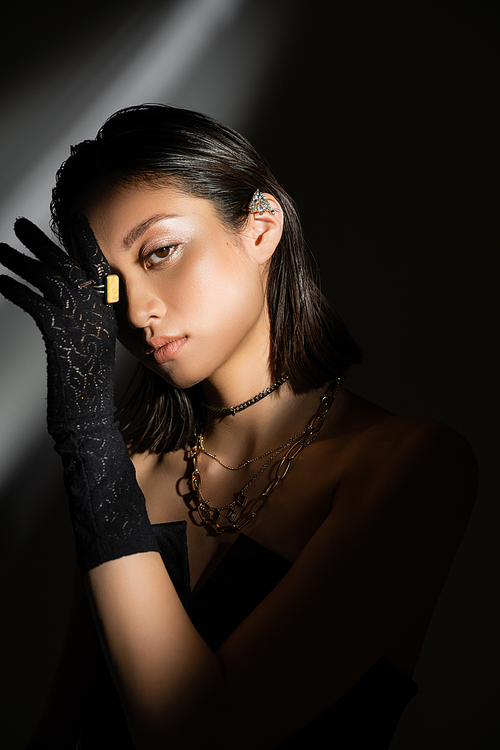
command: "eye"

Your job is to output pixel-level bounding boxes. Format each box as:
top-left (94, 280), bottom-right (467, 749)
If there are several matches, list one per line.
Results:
top-left (144, 245), bottom-right (176, 267)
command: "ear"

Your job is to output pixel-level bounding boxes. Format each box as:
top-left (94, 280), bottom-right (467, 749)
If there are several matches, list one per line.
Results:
top-left (240, 194), bottom-right (283, 266)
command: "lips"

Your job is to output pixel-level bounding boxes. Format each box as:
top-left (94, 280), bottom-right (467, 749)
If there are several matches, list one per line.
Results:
top-left (146, 335), bottom-right (188, 364)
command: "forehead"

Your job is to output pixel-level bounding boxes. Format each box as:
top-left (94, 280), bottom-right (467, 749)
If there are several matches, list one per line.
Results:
top-left (85, 183), bottom-right (223, 246)
top-left (87, 182), bottom-right (213, 224)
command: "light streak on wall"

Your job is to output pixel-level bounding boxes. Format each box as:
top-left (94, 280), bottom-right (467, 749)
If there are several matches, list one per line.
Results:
top-left (0, 0), bottom-right (287, 487)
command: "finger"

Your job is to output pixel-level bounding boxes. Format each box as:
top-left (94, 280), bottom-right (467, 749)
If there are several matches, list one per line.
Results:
top-left (0, 274), bottom-right (56, 330)
top-left (0, 242), bottom-right (74, 307)
top-left (14, 217), bottom-right (88, 288)
top-left (70, 214), bottom-right (110, 284)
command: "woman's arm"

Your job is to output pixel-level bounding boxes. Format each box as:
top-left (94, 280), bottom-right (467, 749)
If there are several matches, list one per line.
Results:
top-left (0, 217), bottom-right (159, 574)
top-left (87, 419), bottom-right (477, 750)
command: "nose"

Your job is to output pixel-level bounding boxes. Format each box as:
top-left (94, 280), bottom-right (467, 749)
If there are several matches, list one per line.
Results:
top-left (123, 277), bottom-right (167, 329)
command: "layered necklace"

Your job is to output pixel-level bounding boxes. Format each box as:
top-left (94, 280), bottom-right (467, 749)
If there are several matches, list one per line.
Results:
top-left (189, 378), bottom-right (340, 534)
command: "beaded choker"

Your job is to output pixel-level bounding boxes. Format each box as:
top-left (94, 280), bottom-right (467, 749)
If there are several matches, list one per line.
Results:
top-left (202, 376), bottom-right (289, 417)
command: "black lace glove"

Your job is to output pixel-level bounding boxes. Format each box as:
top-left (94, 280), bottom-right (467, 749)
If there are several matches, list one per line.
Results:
top-left (0, 216), bottom-right (159, 573)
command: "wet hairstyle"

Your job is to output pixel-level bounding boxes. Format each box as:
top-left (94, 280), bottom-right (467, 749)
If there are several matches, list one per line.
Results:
top-left (51, 104), bottom-right (362, 455)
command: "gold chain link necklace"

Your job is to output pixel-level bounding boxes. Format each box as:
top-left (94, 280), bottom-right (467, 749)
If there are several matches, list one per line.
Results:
top-left (189, 379), bottom-right (340, 534)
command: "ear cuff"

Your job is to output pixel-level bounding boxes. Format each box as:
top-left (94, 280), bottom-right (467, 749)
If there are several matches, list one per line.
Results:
top-left (248, 189), bottom-right (277, 216)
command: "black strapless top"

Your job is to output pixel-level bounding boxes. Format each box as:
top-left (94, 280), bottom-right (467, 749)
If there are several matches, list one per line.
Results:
top-left (80, 521), bottom-right (418, 749)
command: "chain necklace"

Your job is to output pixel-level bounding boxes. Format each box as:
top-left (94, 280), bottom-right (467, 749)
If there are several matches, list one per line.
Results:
top-left (202, 376), bottom-right (288, 416)
top-left (194, 425), bottom-right (308, 471)
top-left (189, 379), bottom-right (340, 534)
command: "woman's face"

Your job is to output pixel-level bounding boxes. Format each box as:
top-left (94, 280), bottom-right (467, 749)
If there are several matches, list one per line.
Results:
top-left (85, 183), bottom-right (277, 389)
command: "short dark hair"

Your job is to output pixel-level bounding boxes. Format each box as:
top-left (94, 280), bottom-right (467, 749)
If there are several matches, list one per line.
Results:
top-left (51, 104), bottom-right (362, 455)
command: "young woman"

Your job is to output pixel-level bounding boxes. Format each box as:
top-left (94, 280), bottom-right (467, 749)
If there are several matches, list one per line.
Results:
top-left (0, 104), bottom-right (477, 750)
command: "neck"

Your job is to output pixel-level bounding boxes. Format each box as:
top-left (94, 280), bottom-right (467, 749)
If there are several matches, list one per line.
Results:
top-left (200, 378), bottom-right (333, 467)
top-left (197, 325), bottom-right (332, 460)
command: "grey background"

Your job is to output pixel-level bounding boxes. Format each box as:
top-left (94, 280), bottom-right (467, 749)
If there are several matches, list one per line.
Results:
top-left (0, 0), bottom-right (498, 747)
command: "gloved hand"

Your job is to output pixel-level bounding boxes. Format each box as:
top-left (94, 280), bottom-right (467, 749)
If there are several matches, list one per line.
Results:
top-left (0, 216), bottom-right (159, 572)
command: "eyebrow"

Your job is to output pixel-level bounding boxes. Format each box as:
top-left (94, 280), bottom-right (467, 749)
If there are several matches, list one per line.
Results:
top-left (121, 214), bottom-right (180, 248)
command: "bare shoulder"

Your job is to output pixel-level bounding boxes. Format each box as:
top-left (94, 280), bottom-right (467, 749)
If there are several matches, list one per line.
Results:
top-left (130, 448), bottom-right (158, 483)
top-left (130, 445), bottom-right (183, 478)
top-left (331, 388), bottom-right (478, 519)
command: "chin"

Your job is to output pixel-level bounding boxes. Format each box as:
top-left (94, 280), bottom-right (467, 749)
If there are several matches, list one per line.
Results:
top-left (142, 359), bottom-right (204, 391)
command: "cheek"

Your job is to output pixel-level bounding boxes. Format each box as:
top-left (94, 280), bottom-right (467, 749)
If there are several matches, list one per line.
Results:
top-left (189, 250), bottom-right (263, 331)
